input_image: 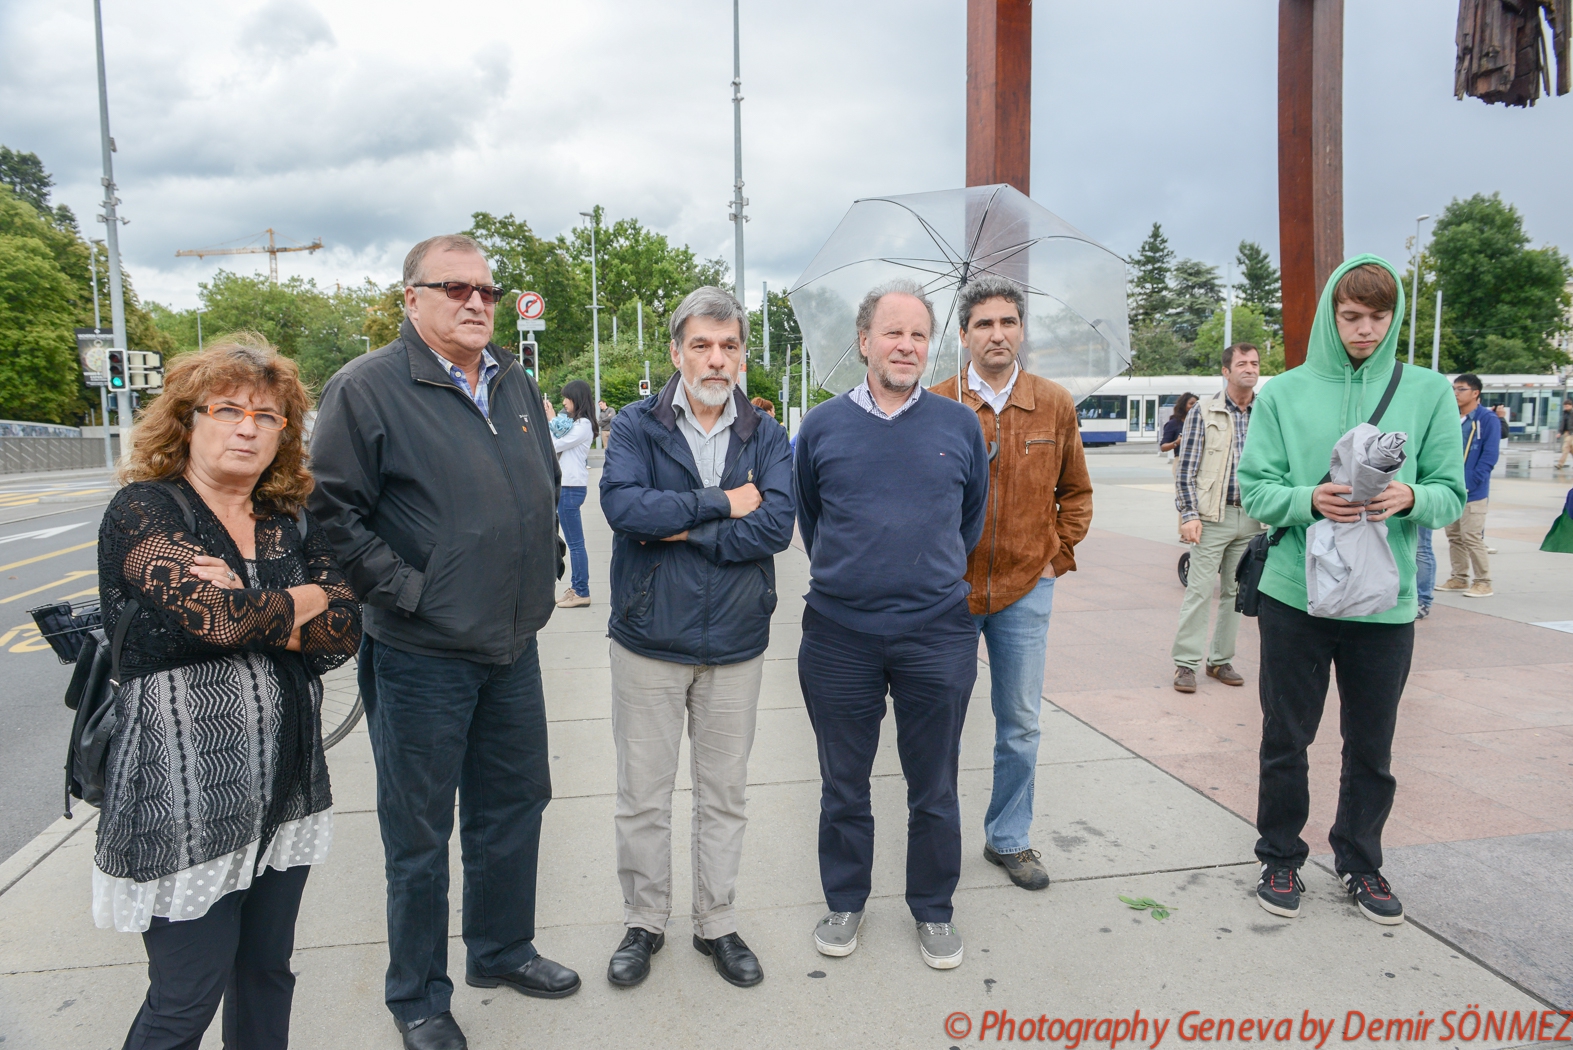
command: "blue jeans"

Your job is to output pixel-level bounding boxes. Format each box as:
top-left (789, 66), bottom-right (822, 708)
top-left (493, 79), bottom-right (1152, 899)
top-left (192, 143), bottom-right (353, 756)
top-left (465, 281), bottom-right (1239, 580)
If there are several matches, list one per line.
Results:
top-left (973, 577), bottom-right (1055, 854)
top-left (359, 635), bottom-right (552, 1025)
top-left (558, 485), bottom-right (588, 597)
top-left (1415, 527), bottom-right (1435, 609)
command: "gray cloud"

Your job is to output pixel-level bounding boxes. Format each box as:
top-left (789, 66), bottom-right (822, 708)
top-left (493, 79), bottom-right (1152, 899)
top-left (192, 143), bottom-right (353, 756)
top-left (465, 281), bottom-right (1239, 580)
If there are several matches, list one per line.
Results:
top-left (240, 0), bottom-right (337, 59)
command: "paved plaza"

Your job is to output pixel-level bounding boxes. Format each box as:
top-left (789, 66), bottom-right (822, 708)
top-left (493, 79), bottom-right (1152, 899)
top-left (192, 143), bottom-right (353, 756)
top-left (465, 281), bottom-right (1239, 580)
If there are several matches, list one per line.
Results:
top-left (1, 452), bottom-right (1568, 1048)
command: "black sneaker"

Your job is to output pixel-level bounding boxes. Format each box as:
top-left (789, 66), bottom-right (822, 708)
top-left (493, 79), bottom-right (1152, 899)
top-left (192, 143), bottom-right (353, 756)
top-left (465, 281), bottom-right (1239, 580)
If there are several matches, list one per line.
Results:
top-left (1341, 871), bottom-right (1405, 925)
top-left (1256, 863), bottom-right (1304, 917)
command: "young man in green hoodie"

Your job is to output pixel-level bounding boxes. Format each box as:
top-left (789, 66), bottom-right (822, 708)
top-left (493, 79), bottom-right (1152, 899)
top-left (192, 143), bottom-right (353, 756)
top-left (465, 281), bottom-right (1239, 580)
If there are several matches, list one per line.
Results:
top-left (1238, 256), bottom-right (1466, 926)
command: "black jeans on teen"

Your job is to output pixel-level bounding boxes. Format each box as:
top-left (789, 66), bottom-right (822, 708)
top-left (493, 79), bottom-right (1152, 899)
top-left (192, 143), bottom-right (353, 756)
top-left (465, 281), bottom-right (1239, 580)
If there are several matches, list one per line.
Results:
top-left (797, 601), bottom-right (977, 923)
top-left (360, 634), bottom-right (552, 1026)
top-left (1255, 594), bottom-right (1414, 874)
top-left (123, 863), bottom-right (310, 1050)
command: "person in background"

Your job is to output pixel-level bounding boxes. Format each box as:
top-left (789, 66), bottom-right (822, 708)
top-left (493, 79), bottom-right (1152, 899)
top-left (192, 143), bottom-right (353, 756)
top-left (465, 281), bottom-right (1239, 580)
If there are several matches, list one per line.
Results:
top-left (928, 275), bottom-right (1093, 893)
top-left (1493, 403), bottom-right (1510, 439)
top-left (1437, 373), bottom-right (1499, 600)
top-left (1556, 399), bottom-right (1573, 471)
top-left (1239, 256), bottom-right (1465, 927)
top-left (598, 400), bottom-right (616, 448)
top-left (751, 395), bottom-right (777, 419)
top-left (1169, 346), bottom-right (1263, 694)
top-left (1414, 526), bottom-right (1436, 619)
top-left (544, 379), bottom-right (598, 609)
top-left (1161, 392), bottom-right (1199, 476)
top-left (96, 336), bottom-right (361, 1050)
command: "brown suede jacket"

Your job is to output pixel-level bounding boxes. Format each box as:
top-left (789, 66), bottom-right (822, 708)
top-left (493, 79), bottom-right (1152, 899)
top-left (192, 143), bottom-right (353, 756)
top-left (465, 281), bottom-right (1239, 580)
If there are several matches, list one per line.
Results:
top-left (929, 371), bottom-right (1094, 616)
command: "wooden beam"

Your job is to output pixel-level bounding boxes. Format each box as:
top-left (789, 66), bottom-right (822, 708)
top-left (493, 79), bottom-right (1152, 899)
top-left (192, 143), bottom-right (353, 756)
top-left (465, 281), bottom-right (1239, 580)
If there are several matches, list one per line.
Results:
top-left (1278, 0), bottom-right (1343, 369)
top-left (967, 0), bottom-right (1032, 193)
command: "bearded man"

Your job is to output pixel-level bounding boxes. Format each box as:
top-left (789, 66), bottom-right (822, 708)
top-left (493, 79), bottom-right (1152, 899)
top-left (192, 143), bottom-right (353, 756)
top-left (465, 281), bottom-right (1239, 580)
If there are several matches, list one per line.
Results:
top-left (597, 286), bottom-right (796, 989)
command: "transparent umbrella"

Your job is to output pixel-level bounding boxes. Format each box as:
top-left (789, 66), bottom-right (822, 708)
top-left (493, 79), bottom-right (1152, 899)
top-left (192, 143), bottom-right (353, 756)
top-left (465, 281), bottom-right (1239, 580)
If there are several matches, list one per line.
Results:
top-left (788, 184), bottom-right (1130, 400)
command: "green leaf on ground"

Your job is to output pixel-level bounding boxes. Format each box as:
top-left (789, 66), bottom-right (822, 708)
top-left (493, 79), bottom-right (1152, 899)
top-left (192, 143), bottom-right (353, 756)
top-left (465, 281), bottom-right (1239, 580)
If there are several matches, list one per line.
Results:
top-left (1118, 895), bottom-right (1176, 920)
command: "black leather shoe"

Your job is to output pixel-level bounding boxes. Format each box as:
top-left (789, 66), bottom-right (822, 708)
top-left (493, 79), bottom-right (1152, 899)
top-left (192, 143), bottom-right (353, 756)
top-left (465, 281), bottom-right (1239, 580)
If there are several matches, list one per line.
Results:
top-left (395, 1012), bottom-right (467, 1050)
top-left (465, 954), bottom-right (581, 999)
top-left (607, 927), bottom-right (665, 987)
top-left (692, 932), bottom-right (763, 988)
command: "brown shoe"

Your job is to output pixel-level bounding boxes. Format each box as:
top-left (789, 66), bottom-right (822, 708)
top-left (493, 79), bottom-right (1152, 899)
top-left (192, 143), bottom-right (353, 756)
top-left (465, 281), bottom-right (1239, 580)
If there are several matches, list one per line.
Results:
top-left (983, 844), bottom-right (1051, 891)
top-left (1206, 662), bottom-right (1244, 686)
top-left (1173, 667), bottom-right (1197, 693)
top-left (556, 591), bottom-right (591, 608)
top-left (1463, 581), bottom-right (1493, 598)
top-left (1436, 578), bottom-right (1469, 592)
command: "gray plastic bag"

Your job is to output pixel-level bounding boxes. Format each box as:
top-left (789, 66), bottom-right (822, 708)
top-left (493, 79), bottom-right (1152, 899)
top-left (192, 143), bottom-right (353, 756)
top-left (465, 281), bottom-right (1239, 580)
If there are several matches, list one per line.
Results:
top-left (1304, 423), bottom-right (1408, 619)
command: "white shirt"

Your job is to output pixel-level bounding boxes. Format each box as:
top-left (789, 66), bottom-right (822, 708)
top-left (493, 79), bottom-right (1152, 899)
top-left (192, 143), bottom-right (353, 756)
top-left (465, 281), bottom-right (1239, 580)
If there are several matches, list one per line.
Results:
top-left (672, 380), bottom-right (736, 488)
top-left (968, 362), bottom-right (1019, 414)
top-left (552, 416), bottom-right (593, 487)
top-left (849, 379), bottom-right (921, 420)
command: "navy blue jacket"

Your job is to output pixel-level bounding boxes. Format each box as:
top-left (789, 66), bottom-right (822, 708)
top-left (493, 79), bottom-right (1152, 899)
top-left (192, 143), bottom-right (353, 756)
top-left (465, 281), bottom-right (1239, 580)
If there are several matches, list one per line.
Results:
top-left (600, 374), bottom-right (796, 665)
top-left (1461, 403), bottom-right (1500, 503)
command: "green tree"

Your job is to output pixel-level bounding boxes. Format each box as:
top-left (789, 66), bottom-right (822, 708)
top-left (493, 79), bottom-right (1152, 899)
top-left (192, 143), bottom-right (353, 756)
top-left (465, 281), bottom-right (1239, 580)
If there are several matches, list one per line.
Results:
top-left (1234, 241), bottom-right (1282, 332)
top-left (1424, 193), bottom-right (1571, 374)
top-left (1169, 259), bottom-right (1222, 343)
top-left (1194, 304), bottom-right (1281, 373)
top-left (1127, 322), bottom-right (1192, 376)
top-left (1128, 223), bottom-right (1175, 329)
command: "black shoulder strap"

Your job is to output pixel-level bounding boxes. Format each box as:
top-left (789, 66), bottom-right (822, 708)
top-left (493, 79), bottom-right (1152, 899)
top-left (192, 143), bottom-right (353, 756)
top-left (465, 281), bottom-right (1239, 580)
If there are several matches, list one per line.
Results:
top-left (1266, 362), bottom-right (1405, 549)
top-left (294, 508), bottom-right (308, 541)
top-left (109, 598), bottom-right (138, 687)
top-left (156, 480), bottom-right (197, 534)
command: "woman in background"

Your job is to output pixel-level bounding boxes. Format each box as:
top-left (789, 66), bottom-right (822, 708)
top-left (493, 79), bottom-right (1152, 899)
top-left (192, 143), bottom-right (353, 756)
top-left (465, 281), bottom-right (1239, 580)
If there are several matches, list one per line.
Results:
top-left (544, 379), bottom-right (598, 608)
top-left (1161, 392), bottom-right (1198, 475)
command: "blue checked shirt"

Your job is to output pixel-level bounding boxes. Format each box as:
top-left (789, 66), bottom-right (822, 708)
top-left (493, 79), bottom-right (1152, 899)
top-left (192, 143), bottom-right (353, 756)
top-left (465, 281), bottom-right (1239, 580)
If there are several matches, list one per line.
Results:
top-left (1174, 392), bottom-right (1251, 522)
top-left (431, 347), bottom-right (500, 418)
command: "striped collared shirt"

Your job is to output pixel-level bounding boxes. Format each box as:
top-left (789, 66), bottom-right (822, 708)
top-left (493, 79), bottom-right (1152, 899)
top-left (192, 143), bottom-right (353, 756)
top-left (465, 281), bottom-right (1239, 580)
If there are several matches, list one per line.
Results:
top-left (849, 379), bottom-right (921, 419)
top-left (430, 347), bottom-right (501, 418)
top-left (1174, 391), bottom-right (1252, 522)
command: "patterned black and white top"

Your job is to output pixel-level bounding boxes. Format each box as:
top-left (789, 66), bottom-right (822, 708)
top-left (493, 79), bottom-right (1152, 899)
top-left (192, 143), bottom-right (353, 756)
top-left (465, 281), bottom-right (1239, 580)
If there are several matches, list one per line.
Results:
top-left (93, 479), bottom-right (360, 926)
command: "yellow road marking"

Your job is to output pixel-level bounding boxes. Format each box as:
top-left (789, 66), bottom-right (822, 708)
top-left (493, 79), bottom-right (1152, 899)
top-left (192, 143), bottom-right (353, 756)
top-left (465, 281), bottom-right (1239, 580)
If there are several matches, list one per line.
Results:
top-left (1, 570), bottom-right (96, 605)
top-left (0, 622), bottom-right (30, 647)
top-left (0, 541), bottom-right (97, 573)
top-left (56, 587), bottom-right (100, 601)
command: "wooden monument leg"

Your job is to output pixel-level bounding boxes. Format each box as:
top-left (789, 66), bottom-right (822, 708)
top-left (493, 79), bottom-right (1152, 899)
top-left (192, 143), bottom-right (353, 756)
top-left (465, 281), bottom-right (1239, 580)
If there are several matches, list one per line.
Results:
top-left (1278, 0), bottom-right (1344, 369)
top-left (967, 0), bottom-right (1032, 193)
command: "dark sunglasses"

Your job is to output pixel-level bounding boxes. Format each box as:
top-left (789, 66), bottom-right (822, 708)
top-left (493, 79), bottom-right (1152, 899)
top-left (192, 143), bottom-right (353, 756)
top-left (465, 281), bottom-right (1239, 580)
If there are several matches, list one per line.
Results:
top-left (195, 404), bottom-right (288, 431)
top-left (411, 281), bottom-right (506, 305)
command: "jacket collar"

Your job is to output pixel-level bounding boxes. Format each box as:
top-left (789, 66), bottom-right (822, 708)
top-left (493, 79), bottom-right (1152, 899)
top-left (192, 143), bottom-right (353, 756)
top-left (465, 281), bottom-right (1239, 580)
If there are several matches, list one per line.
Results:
top-left (650, 372), bottom-right (759, 444)
top-left (942, 369), bottom-right (1038, 414)
top-left (401, 318), bottom-right (514, 389)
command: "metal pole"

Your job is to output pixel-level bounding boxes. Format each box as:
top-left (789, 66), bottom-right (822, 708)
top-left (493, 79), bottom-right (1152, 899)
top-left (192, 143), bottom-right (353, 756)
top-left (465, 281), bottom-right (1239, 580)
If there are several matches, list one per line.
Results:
top-left (729, 0), bottom-right (747, 320)
top-left (1431, 288), bottom-right (1443, 371)
top-left (196, 310), bottom-right (203, 350)
top-left (580, 211), bottom-right (601, 445)
top-left (1223, 263), bottom-right (1233, 351)
top-left (89, 243), bottom-right (102, 329)
top-left (1408, 214), bottom-right (1430, 365)
top-left (637, 300), bottom-right (643, 350)
top-left (95, 0), bottom-right (132, 446)
top-left (782, 341), bottom-right (790, 408)
top-left (89, 241), bottom-right (115, 469)
top-left (801, 341), bottom-right (808, 416)
top-left (762, 281), bottom-right (770, 370)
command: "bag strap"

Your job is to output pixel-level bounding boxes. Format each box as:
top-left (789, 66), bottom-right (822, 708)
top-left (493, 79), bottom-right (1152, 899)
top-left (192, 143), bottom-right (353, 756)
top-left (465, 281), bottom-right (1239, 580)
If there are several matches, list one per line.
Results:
top-left (1265, 361), bottom-right (1405, 549)
top-left (109, 598), bottom-right (138, 688)
top-left (156, 480), bottom-right (197, 534)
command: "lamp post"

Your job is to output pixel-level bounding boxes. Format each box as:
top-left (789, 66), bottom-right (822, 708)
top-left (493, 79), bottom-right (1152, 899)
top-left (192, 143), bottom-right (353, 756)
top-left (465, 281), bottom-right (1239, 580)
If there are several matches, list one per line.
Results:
top-left (94, 0), bottom-right (132, 436)
top-left (1408, 214), bottom-right (1431, 365)
top-left (580, 210), bottom-right (601, 444)
top-left (196, 309), bottom-right (204, 350)
top-left (90, 239), bottom-right (112, 469)
top-left (728, 0), bottom-right (748, 390)
top-left (356, 335), bottom-right (370, 354)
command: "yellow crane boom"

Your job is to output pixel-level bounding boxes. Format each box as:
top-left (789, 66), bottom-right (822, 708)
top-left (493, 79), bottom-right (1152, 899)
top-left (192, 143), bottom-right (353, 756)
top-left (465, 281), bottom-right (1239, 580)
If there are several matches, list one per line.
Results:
top-left (175, 228), bottom-right (322, 284)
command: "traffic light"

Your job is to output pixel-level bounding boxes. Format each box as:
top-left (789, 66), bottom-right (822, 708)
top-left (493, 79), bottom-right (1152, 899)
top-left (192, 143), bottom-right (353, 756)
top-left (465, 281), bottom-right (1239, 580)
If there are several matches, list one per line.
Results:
top-left (106, 349), bottom-right (127, 390)
top-left (520, 341), bottom-right (538, 377)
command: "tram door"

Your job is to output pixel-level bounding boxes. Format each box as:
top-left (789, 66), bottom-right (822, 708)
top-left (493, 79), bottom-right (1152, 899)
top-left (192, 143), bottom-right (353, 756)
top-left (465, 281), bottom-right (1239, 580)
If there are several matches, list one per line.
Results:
top-left (1128, 396), bottom-right (1159, 439)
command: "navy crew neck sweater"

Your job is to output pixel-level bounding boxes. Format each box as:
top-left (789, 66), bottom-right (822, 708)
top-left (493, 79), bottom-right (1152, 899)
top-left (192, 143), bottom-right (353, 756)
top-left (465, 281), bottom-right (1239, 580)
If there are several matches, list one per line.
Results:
top-left (793, 389), bottom-right (989, 635)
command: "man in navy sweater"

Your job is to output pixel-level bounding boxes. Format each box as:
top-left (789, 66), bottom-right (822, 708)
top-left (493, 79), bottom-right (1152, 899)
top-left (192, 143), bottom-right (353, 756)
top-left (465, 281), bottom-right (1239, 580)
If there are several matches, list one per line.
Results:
top-left (793, 279), bottom-right (990, 971)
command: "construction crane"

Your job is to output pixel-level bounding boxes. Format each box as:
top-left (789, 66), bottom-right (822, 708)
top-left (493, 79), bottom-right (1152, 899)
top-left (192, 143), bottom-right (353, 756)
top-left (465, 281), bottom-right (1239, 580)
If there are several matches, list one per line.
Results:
top-left (175, 228), bottom-right (322, 284)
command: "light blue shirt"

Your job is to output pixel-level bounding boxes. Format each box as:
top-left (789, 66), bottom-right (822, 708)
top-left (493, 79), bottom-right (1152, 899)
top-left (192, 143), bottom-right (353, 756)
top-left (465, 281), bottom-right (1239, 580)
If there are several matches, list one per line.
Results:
top-left (430, 347), bottom-right (500, 418)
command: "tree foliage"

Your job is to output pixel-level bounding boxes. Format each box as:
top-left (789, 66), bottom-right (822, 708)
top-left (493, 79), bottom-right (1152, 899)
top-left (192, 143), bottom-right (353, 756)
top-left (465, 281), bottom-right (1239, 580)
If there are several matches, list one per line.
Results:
top-left (1169, 259), bottom-right (1222, 343)
top-left (1127, 223), bottom-right (1175, 330)
top-left (1234, 241), bottom-right (1282, 332)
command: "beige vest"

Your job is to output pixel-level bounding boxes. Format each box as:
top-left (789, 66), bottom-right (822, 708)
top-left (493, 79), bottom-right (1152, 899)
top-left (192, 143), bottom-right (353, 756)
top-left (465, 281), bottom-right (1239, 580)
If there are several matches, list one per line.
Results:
top-left (1194, 393), bottom-right (1238, 523)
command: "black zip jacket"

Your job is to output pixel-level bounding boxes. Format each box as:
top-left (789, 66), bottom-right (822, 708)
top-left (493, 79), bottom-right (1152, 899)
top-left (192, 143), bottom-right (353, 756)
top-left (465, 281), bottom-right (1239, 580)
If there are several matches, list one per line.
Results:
top-left (307, 319), bottom-right (561, 664)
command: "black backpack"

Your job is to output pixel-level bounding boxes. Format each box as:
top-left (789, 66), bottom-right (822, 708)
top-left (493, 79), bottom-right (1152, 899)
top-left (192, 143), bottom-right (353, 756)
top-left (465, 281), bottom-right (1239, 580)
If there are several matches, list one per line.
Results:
top-left (62, 482), bottom-right (308, 817)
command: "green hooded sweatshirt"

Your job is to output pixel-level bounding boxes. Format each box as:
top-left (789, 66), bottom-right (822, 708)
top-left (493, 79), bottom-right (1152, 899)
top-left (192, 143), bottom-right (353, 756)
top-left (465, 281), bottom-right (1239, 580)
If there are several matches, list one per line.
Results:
top-left (1238, 254), bottom-right (1466, 623)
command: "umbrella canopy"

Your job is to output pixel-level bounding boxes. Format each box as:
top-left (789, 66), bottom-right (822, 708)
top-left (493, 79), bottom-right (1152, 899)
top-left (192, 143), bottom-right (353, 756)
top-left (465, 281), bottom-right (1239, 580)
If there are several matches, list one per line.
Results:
top-left (788, 184), bottom-right (1131, 400)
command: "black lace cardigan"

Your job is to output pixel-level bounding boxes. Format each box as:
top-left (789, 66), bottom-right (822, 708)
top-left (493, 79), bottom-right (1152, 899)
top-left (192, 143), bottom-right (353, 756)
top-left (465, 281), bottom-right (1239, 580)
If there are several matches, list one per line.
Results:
top-left (95, 478), bottom-right (361, 883)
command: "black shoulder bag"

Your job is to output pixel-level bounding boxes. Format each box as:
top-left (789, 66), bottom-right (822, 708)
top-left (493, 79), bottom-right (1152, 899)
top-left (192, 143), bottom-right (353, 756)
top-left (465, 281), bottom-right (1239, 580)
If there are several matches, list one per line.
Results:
top-left (1234, 362), bottom-right (1405, 617)
top-left (62, 482), bottom-right (309, 816)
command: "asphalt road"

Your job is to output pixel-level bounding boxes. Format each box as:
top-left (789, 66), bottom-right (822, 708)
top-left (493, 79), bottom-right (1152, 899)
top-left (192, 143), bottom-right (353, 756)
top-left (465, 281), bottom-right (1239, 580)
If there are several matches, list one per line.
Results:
top-left (0, 470), bottom-right (117, 863)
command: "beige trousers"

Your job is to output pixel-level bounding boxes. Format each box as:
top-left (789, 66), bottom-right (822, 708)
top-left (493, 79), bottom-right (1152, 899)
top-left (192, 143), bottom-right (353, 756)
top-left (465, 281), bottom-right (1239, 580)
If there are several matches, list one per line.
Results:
top-left (610, 640), bottom-right (763, 939)
top-left (1445, 498), bottom-right (1491, 586)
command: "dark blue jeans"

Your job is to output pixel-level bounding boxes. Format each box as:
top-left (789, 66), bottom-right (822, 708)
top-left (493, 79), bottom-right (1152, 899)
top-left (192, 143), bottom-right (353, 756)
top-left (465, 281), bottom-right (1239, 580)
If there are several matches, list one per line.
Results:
top-left (558, 485), bottom-right (589, 597)
top-left (359, 635), bottom-right (552, 1025)
top-left (798, 601), bottom-right (977, 922)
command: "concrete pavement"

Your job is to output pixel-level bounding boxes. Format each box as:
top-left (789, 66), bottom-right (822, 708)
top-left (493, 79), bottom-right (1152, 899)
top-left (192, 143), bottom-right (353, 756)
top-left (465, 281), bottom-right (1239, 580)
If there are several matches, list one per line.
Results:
top-left (0, 462), bottom-right (1563, 1048)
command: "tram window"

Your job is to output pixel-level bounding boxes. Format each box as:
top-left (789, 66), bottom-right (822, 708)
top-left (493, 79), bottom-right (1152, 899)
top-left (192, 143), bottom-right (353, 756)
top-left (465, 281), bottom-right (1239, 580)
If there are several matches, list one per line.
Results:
top-left (1078, 395), bottom-right (1127, 420)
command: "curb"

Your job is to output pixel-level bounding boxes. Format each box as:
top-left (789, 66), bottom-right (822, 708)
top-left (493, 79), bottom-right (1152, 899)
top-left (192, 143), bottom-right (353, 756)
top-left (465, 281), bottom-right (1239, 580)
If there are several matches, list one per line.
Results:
top-left (0, 803), bottom-right (97, 898)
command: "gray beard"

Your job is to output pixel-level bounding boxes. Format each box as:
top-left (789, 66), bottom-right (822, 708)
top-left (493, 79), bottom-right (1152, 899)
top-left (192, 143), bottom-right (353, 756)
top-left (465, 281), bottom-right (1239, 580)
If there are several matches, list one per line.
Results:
top-left (871, 361), bottom-right (919, 393)
top-left (685, 375), bottom-right (734, 407)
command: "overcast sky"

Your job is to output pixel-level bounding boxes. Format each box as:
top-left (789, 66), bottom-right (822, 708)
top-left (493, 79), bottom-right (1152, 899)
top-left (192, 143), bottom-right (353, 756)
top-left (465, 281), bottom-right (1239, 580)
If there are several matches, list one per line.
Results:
top-left (2, 0), bottom-right (1570, 313)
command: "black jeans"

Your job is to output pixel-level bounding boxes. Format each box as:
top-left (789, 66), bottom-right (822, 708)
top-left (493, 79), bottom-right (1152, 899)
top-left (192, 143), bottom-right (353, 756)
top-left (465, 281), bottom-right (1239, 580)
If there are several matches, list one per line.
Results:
top-left (360, 635), bottom-right (552, 1025)
top-left (123, 863), bottom-right (310, 1050)
top-left (1255, 594), bottom-right (1413, 874)
top-left (797, 601), bottom-right (977, 922)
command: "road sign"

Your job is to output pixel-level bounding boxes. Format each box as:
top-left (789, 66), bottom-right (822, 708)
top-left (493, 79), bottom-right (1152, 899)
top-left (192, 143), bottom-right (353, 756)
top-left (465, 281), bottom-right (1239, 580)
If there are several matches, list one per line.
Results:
top-left (516, 318), bottom-right (545, 332)
top-left (75, 328), bottom-right (112, 386)
top-left (516, 291), bottom-right (544, 320)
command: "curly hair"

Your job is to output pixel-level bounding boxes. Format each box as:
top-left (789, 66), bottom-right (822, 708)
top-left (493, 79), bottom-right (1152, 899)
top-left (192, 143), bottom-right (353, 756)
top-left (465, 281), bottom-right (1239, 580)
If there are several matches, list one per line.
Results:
top-left (119, 333), bottom-right (316, 515)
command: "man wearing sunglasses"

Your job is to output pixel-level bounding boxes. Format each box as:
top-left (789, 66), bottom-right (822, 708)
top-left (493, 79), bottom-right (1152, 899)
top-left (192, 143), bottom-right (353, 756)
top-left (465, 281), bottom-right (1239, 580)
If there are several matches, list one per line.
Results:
top-left (310, 234), bottom-right (577, 1050)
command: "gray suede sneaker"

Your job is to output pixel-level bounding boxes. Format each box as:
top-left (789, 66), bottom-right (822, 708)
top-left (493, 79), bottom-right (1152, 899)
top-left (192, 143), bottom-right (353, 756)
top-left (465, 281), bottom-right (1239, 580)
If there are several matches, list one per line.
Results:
top-left (813, 910), bottom-right (863, 957)
top-left (916, 921), bottom-right (963, 969)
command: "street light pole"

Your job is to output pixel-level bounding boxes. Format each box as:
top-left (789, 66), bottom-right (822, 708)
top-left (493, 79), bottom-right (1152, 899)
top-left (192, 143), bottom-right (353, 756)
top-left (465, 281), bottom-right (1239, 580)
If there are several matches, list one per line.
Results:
top-left (89, 240), bottom-right (113, 469)
top-left (94, 0), bottom-right (132, 442)
top-left (728, 0), bottom-right (748, 395)
top-left (762, 280), bottom-right (770, 370)
top-left (580, 210), bottom-right (601, 444)
top-left (1408, 214), bottom-right (1431, 365)
top-left (1431, 288), bottom-right (1443, 371)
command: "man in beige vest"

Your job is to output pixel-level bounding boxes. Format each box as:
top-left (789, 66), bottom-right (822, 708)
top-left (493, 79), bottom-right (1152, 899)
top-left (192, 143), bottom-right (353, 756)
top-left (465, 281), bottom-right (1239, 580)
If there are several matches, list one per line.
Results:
top-left (1170, 343), bottom-right (1264, 693)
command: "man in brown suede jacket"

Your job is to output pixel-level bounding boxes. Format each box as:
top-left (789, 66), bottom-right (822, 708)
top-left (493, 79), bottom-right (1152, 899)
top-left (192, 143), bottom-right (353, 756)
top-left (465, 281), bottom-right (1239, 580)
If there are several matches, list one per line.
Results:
top-left (929, 275), bottom-right (1093, 892)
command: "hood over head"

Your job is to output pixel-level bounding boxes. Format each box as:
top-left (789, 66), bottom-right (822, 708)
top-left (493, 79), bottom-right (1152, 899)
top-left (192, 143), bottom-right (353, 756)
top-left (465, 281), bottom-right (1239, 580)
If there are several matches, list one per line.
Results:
top-left (1305, 253), bottom-right (1407, 381)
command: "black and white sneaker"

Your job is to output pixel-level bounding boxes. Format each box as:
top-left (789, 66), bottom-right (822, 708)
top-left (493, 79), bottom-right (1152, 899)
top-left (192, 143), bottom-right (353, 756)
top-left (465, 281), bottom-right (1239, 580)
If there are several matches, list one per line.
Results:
top-left (1257, 863), bottom-right (1304, 917)
top-left (1341, 871), bottom-right (1405, 925)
